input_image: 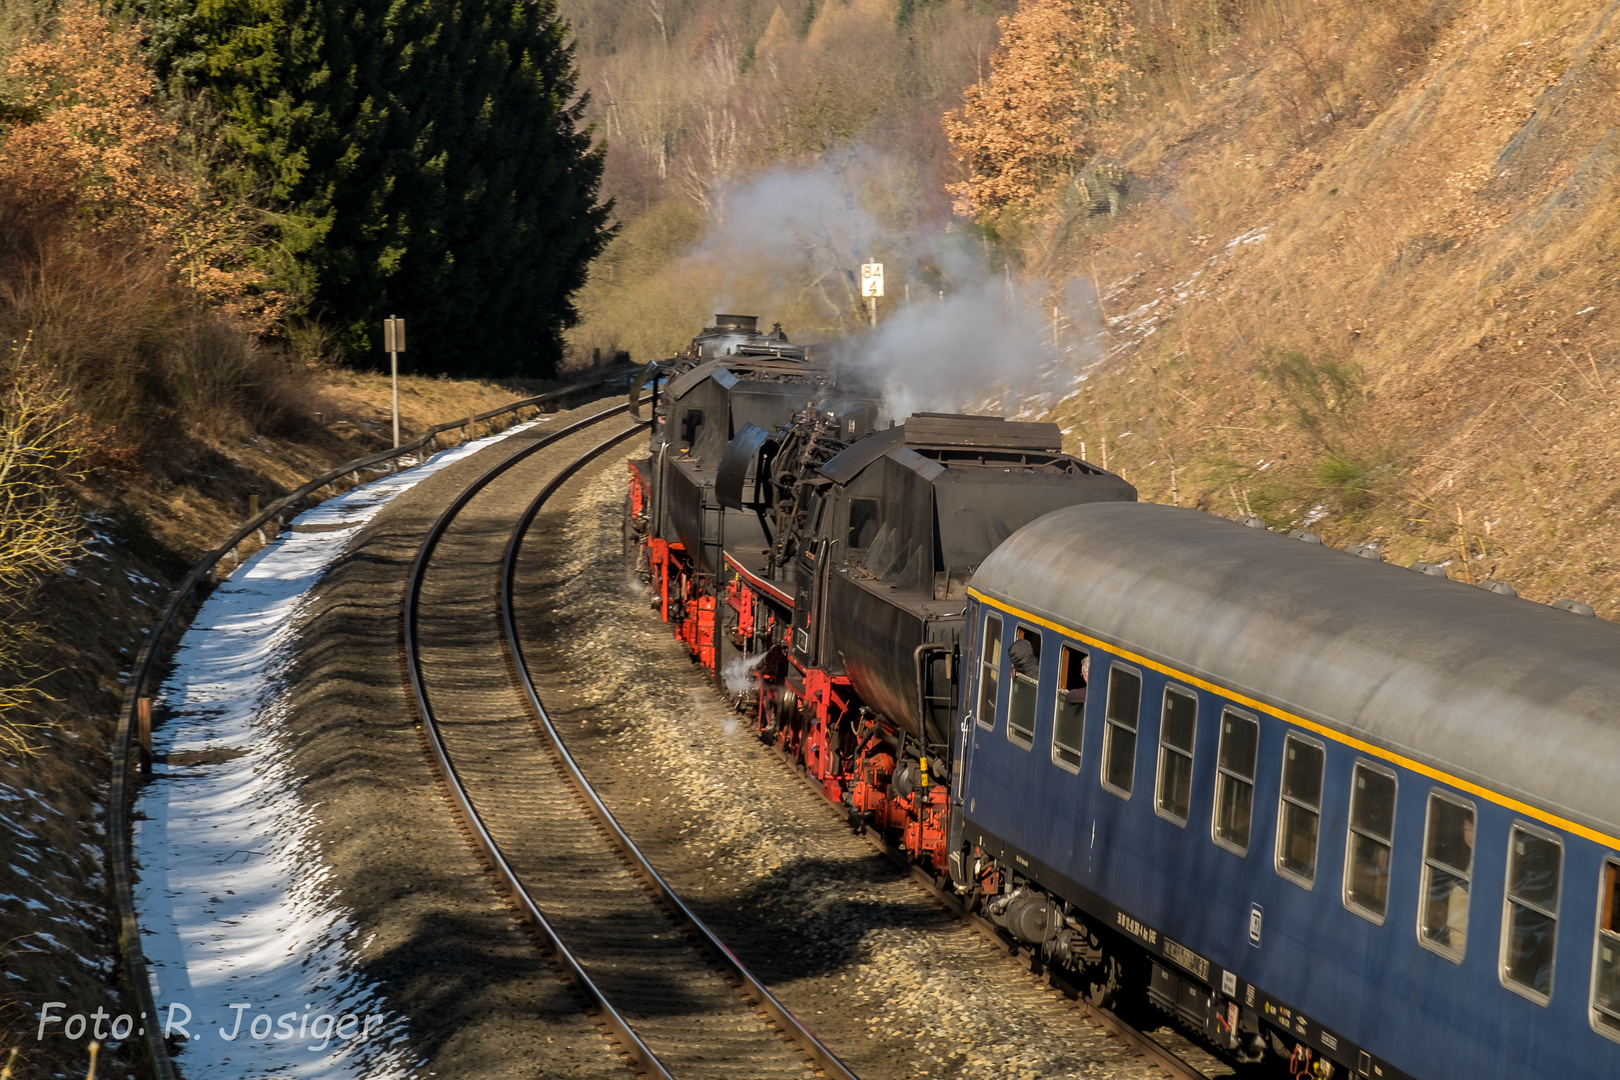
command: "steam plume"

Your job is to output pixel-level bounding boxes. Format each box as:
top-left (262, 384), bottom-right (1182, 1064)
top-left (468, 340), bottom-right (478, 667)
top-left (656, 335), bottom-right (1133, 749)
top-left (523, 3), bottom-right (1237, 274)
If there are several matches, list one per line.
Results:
top-left (677, 147), bottom-right (1104, 417)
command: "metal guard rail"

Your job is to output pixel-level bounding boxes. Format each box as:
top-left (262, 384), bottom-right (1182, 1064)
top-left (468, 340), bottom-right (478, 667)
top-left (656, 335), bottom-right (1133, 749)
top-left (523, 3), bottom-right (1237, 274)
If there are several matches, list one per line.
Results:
top-left (108, 367), bottom-right (636, 1080)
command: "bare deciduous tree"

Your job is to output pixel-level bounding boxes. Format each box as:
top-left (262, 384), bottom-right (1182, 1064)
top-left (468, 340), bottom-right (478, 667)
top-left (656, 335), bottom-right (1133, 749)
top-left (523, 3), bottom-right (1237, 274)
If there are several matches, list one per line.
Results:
top-left (680, 25), bottom-right (745, 214)
top-left (0, 332), bottom-right (85, 757)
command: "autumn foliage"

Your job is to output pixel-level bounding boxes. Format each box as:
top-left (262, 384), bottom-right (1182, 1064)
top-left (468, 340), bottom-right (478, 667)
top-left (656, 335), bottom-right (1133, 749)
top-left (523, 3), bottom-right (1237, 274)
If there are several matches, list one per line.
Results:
top-left (943, 0), bottom-right (1135, 222)
top-left (0, 1), bottom-right (322, 480)
top-left (0, 1), bottom-right (289, 331)
top-left (1, 5), bottom-right (182, 230)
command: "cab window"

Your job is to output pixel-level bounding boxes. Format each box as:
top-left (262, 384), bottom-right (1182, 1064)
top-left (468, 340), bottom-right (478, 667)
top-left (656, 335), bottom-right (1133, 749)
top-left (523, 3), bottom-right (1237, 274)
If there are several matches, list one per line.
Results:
top-left (1213, 709), bottom-right (1258, 855)
top-left (1100, 664), bottom-right (1141, 798)
top-left (1344, 762), bottom-right (1397, 922)
top-left (1418, 791), bottom-right (1475, 962)
top-left (1006, 628), bottom-right (1040, 748)
top-left (679, 408), bottom-right (704, 450)
top-left (1154, 686), bottom-right (1196, 825)
top-left (1594, 860), bottom-right (1620, 1037)
top-left (1501, 824), bottom-right (1561, 1003)
top-left (1050, 646), bottom-right (1087, 773)
top-left (976, 613), bottom-right (1001, 731)
top-left (1275, 734), bottom-right (1325, 887)
top-left (848, 498), bottom-right (879, 549)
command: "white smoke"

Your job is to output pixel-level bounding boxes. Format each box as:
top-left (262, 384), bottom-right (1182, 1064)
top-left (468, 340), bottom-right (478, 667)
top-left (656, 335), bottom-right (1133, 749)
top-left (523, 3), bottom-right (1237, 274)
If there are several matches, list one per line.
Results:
top-left (676, 145), bottom-right (1106, 417)
top-left (722, 650), bottom-right (769, 698)
top-left (691, 157), bottom-right (883, 319)
top-left (833, 273), bottom-right (1051, 419)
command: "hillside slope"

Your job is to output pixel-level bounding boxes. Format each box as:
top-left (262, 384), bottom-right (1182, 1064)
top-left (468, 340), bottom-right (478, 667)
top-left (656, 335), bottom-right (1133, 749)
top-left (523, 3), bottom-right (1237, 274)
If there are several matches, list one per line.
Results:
top-left (1057, 0), bottom-right (1620, 611)
top-left (561, 0), bottom-right (1620, 611)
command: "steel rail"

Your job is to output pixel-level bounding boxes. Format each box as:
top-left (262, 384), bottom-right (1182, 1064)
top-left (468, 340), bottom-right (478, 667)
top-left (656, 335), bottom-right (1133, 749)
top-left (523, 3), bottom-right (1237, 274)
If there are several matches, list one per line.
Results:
top-left (500, 436), bottom-right (864, 1080)
top-left (401, 404), bottom-right (675, 1079)
top-left (112, 370), bottom-right (634, 1080)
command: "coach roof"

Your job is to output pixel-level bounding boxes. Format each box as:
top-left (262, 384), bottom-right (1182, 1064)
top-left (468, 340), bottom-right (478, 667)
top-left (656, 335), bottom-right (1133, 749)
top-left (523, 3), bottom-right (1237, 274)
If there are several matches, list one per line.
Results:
top-left (971, 501), bottom-right (1620, 845)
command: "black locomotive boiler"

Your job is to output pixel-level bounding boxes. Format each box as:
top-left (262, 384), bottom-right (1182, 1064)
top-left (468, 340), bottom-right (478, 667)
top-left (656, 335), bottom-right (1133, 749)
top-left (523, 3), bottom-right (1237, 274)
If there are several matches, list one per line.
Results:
top-left (626, 313), bottom-right (882, 666)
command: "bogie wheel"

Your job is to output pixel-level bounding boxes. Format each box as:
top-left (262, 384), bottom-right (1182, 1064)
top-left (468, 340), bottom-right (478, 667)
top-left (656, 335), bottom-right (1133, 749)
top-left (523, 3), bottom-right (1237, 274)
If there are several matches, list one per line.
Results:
top-left (1085, 956), bottom-right (1121, 1011)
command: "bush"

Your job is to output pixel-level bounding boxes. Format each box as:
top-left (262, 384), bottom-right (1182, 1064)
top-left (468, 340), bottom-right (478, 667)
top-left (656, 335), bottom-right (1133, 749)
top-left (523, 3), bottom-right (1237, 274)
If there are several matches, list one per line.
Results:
top-left (0, 331), bottom-right (85, 756)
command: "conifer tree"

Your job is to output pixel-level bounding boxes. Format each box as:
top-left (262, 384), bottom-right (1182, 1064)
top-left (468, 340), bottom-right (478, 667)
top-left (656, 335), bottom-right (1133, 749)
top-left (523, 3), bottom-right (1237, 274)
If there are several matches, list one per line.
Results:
top-left (137, 0), bottom-right (611, 375)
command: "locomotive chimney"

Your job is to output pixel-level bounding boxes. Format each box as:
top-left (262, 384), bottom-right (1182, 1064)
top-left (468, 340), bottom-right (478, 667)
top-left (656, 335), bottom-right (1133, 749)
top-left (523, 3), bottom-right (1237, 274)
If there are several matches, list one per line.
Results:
top-left (713, 313), bottom-right (758, 333)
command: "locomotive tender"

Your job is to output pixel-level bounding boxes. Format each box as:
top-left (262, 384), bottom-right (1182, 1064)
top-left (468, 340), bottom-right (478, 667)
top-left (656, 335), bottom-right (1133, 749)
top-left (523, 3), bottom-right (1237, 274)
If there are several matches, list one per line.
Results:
top-left (625, 315), bottom-right (1620, 1078)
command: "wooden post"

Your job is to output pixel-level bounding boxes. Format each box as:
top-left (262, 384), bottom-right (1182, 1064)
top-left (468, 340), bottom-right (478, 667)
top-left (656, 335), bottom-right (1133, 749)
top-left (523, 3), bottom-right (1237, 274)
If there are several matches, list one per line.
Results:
top-left (248, 493), bottom-right (259, 519)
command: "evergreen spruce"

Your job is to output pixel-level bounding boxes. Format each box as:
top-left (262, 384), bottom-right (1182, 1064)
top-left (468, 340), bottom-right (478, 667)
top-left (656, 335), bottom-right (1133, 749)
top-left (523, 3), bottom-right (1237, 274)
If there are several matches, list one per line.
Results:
top-left (137, 0), bottom-right (611, 376)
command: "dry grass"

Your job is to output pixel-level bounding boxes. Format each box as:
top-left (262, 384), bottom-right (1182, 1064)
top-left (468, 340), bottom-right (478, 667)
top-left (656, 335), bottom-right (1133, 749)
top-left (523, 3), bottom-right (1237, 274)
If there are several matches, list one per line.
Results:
top-left (1046, 0), bottom-right (1620, 611)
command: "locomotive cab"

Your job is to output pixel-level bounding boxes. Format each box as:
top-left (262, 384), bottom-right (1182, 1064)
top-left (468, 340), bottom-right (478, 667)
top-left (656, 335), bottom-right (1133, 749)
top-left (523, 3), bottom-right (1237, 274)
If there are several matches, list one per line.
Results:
top-left (804, 413), bottom-right (1135, 752)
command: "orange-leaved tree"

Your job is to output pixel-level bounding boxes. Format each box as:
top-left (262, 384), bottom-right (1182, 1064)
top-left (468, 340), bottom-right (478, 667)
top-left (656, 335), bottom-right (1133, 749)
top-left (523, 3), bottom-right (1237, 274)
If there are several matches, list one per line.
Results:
top-left (943, 0), bottom-right (1135, 223)
top-left (0, 1), bottom-right (289, 332)
top-left (0, 2), bottom-right (188, 237)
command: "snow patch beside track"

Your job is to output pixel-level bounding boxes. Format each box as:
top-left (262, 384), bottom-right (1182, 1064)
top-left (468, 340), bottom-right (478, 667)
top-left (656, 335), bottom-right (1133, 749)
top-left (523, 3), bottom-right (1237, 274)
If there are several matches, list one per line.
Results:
top-left (132, 423), bottom-right (536, 1078)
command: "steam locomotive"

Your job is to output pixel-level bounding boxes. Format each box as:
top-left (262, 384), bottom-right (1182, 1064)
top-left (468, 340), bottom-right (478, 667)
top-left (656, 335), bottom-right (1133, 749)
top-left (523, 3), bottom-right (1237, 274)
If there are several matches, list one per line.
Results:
top-left (624, 315), bottom-right (1620, 1079)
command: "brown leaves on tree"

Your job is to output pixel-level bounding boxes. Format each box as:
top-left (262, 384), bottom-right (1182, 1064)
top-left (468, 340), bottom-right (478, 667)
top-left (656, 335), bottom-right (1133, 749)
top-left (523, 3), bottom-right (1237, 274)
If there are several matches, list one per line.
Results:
top-left (0, 1), bottom-right (290, 333)
top-left (1, 3), bottom-right (183, 230)
top-left (943, 0), bottom-right (1135, 223)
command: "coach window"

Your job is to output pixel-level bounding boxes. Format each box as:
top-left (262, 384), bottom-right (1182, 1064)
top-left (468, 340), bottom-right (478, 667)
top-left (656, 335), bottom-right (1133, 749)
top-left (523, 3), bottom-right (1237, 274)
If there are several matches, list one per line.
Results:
top-left (1050, 646), bottom-right (1087, 773)
top-left (1275, 734), bottom-right (1325, 887)
top-left (1344, 762), bottom-right (1397, 922)
top-left (1502, 824), bottom-right (1562, 1003)
top-left (976, 614), bottom-right (1001, 731)
top-left (1213, 709), bottom-right (1258, 855)
top-left (1100, 665), bottom-right (1142, 798)
top-left (1006, 628), bottom-right (1040, 748)
top-left (1418, 791), bottom-right (1476, 962)
top-left (1154, 686), bottom-right (1196, 826)
top-left (1594, 859), bottom-right (1620, 1037)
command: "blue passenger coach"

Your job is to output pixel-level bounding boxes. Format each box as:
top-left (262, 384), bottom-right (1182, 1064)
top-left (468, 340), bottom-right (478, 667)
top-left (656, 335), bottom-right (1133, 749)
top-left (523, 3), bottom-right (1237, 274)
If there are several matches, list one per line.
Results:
top-left (955, 502), bottom-right (1620, 1079)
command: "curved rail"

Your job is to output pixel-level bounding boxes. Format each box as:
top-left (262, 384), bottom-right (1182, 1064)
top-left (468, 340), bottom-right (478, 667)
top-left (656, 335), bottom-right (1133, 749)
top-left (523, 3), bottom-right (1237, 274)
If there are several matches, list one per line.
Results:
top-left (400, 404), bottom-right (673, 1078)
top-left (112, 369), bottom-right (635, 1080)
top-left (499, 437), bottom-right (864, 1080)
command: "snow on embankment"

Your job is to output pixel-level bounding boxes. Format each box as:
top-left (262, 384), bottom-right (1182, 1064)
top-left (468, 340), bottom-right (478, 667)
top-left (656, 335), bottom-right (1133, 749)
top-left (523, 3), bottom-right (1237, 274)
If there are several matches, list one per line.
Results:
top-left (131, 424), bottom-right (531, 1078)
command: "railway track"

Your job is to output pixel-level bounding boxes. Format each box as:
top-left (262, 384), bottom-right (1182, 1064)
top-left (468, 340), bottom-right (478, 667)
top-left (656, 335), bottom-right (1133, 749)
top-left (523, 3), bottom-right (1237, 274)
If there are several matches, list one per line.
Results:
top-left (403, 404), bottom-right (859, 1080)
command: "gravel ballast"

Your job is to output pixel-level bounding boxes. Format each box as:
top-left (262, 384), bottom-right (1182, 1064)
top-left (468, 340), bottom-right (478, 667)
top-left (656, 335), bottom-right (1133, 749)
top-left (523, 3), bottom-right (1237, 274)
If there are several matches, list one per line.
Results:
top-left (271, 405), bottom-right (631, 1079)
